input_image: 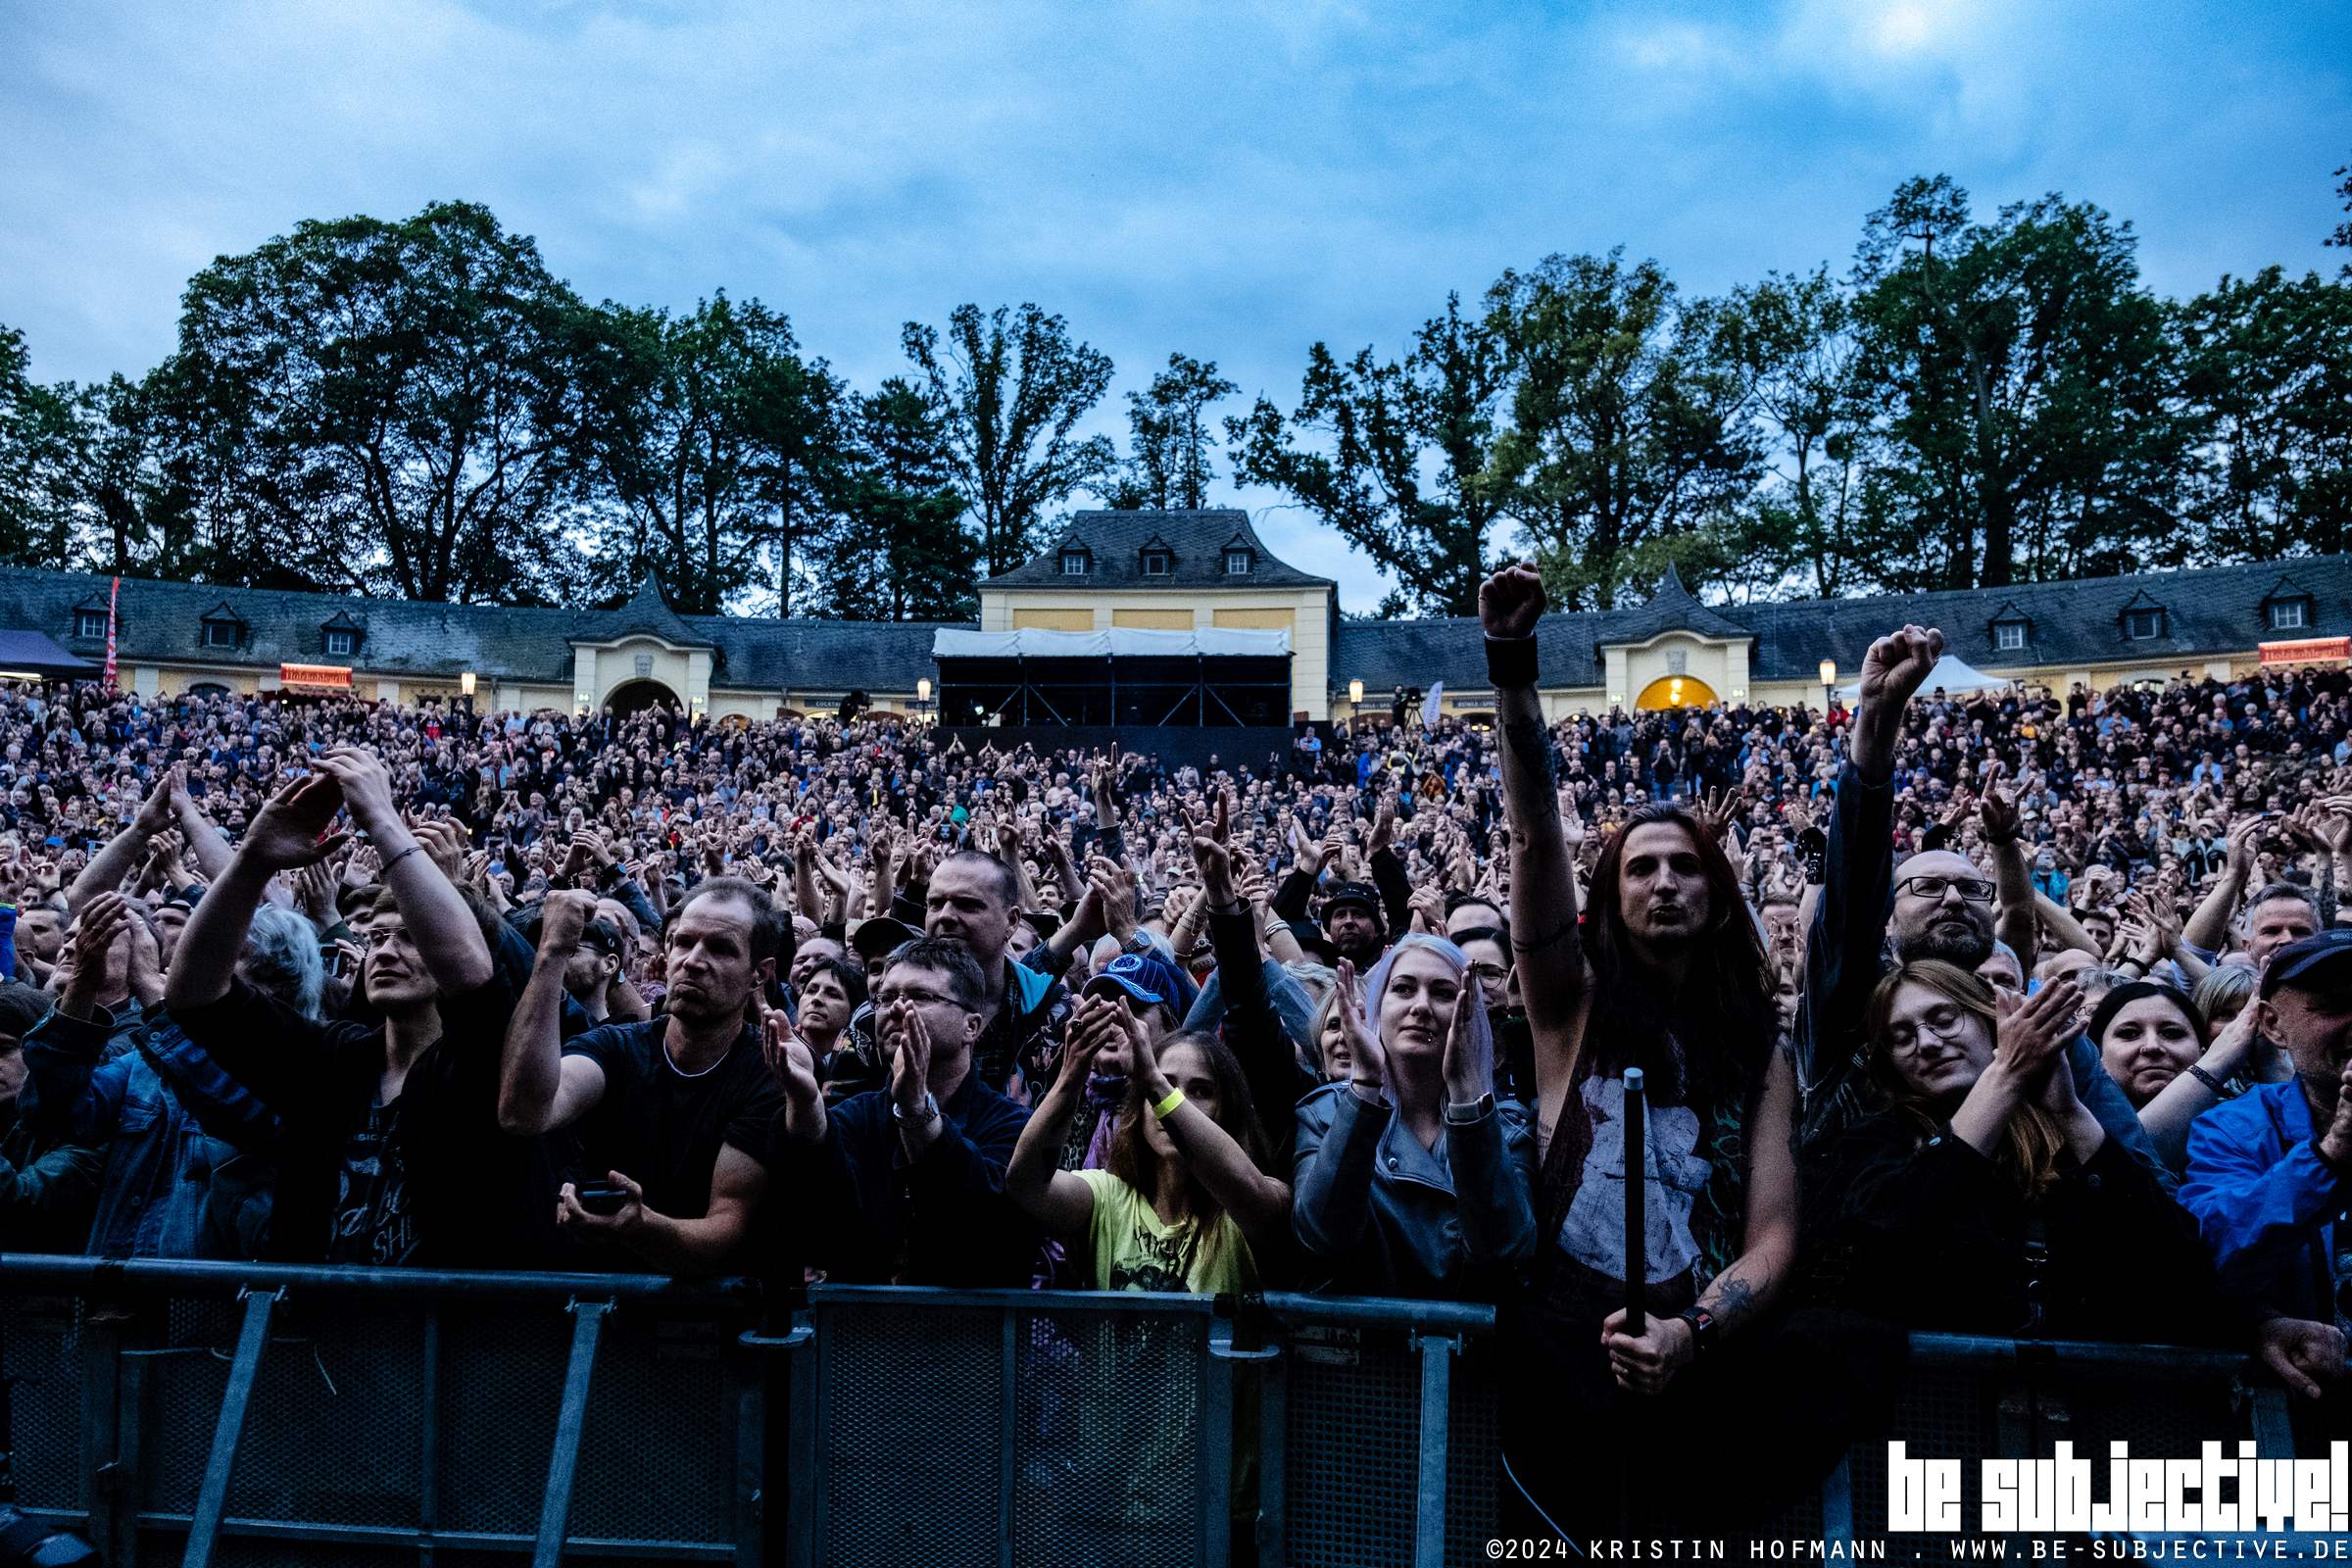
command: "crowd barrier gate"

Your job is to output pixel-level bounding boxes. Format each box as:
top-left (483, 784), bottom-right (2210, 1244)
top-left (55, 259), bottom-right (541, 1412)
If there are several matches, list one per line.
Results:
top-left (0, 1258), bottom-right (2322, 1567)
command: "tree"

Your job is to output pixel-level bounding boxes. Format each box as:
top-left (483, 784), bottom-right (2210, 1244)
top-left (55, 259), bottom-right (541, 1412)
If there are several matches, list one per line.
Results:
top-left (2177, 267), bottom-right (2352, 562)
top-left (1114, 353), bottom-right (1238, 509)
top-left (901, 303), bottom-right (1116, 576)
top-left (574, 294), bottom-right (846, 615)
top-left (1482, 251), bottom-right (1759, 610)
top-left (1230, 294), bottom-right (1505, 617)
top-left (0, 322), bottom-right (89, 570)
top-left (1846, 176), bottom-right (2195, 590)
top-left (1710, 268), bottom-right (1868, 597)
top-left (152, 201), bottom-right (595, 603)
top-left (814, 378), bottom-right (980, 621)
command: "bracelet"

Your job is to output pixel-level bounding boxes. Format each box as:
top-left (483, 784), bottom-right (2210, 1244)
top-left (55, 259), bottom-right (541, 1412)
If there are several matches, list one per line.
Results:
top-left (1152, 1087), bottom-right (1187, 1120)
top-left (378, 844), bottom-right (425, 877)
top-left (2186, 1063), bottom-right (2228, 1097)
top-left (1485, 635), bottom-right (1540, 690)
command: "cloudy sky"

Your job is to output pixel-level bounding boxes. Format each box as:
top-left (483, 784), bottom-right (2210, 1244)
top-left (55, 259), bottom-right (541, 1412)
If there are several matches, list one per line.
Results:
top-left (5, 0), bottom-right (2347, 608)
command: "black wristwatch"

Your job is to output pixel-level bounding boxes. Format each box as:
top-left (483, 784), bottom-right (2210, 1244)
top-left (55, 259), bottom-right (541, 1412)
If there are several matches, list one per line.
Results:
top-left (1676, 1306), bottom-right (1718, 1358)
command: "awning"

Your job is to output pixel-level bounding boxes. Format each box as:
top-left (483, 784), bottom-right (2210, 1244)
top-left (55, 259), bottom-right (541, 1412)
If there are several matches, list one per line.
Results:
top-left (1838, 653), bottom-right (2010, 699)
top-left (279, 662), bottom-right (354, 692)
top-left (0, 631), bottom-right (102, 680)
top-left (933, 626), bottom-right (1290, 660)
top-left (2260, 637), bottom-right (2350, 665)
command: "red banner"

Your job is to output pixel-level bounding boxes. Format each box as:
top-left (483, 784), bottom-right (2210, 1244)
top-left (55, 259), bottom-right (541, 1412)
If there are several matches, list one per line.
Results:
top-left (279, 663), bottom-right (354, 691)
top-left (2259, 637), bottom-right (2350, 665)
top-left (102, 576), bottom-right (119, 688)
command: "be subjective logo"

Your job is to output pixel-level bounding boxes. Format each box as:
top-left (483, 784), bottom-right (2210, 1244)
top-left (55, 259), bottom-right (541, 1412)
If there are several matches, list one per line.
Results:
top-left (1888, 1443), bottom-right (2352, 1535)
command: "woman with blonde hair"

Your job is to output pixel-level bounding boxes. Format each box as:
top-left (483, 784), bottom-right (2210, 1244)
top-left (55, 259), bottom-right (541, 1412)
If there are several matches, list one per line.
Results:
top-left (1805, 959), bottom-right (2217, 1342)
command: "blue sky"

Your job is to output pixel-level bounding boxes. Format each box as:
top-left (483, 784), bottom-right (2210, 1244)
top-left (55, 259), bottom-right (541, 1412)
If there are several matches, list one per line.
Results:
top-left (4, 0), bottom-right (2347, 610)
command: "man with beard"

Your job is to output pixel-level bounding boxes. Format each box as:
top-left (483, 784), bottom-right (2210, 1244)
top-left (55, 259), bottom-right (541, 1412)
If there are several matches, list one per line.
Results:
top-left (499, 879), bottom-right (783, 1272)
top-left (921, 850), bottom-right (1070, 1096)
top-left (1795, 624), bottom-right (2158, 1175)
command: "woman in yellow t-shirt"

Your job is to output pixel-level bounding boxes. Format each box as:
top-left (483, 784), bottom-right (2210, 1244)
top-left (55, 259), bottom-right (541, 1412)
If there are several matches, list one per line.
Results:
top-left (1005, 993), bottom-right (1291, 1294)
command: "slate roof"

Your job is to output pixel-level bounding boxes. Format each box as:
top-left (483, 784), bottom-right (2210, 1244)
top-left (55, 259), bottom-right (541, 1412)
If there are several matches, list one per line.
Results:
top-left (984, 509), bottom-right (1334, 590)
top-left (689, 617), bottom-right (954, 694)
top-left (1333, 556), bottom-right (2352, 695)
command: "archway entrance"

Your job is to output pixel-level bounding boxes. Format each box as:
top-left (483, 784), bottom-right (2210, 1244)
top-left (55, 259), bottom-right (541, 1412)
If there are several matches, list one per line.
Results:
top-left (604, 678), bottom-right (681, 716)
top-left (1634, 674), bottom-right (1717, 710)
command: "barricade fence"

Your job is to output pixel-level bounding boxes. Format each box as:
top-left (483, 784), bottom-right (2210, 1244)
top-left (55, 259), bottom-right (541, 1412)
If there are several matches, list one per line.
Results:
top-left (0, 1259), bottom-right (2322, 1567)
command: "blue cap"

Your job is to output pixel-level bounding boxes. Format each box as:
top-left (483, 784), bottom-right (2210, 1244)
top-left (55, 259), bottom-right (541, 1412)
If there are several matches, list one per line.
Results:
top-left (2261, 927), bottom-right (2352, 1000)
top-left (1085, 949), bottom-right (1186, 1010)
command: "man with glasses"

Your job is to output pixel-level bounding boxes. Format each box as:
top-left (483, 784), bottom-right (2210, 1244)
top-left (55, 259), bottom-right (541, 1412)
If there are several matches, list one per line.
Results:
top-left (762, 936), bottom-right (1037, 1285)
top-left (1795, 624), bottom-right (2160, 1182)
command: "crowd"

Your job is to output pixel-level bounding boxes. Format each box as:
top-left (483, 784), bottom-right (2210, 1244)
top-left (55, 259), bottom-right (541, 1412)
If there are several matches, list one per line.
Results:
top-left (6, 562), bottom-right (2352, 1543)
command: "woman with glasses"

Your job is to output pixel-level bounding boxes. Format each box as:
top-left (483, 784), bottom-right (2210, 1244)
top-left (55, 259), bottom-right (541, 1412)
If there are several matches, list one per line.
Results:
top-left (1804, 959), bottom-right (2218, 1342)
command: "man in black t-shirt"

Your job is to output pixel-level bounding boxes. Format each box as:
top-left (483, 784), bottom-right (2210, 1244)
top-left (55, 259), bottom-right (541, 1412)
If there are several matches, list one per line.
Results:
top-left (499, 880), bottom-right (781, 1271)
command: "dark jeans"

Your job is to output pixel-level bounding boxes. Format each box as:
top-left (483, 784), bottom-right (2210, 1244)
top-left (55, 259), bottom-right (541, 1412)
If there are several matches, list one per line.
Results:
top-left (1497, 1304), bottom-right (1905, 1544)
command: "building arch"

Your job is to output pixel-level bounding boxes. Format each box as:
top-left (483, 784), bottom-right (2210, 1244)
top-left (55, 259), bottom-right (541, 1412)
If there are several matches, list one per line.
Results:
top-left (1634, 674), bottom-right (1717, 711)
top-left (603, 678), bottom-right (681, 716)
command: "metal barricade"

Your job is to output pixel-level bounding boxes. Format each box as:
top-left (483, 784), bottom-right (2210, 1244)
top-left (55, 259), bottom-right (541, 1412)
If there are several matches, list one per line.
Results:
top-left (4, 1261), bottom-right (2329, 1568)
top-left (0, 1257), bottom-right (759, 1568)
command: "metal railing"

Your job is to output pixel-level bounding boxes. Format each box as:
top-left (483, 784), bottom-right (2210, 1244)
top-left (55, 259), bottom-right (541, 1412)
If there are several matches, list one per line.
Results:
top-left (0, 1259), bottom-right (2321, 1568)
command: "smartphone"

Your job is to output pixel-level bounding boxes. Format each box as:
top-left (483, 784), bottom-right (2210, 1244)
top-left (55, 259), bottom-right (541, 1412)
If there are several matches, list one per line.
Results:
top-left (575, 1181), bottom-right (631, 1217)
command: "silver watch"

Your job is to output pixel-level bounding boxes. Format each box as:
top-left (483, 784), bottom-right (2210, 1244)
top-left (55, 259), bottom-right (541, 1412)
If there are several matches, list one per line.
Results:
top-left (892, 1091), bottom-right (941, 1126)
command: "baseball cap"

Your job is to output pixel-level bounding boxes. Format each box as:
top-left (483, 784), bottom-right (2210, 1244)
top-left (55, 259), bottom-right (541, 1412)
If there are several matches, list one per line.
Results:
top-left (1085, 949), bottom-right (1186, 1011)
top-left (2260, 927), bottom-right (2352, 1000)
top-left (850, 914), bottom-right (921, 961)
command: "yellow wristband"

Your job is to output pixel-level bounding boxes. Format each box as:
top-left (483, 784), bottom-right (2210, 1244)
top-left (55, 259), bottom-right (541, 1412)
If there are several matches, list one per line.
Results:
top-left (1152, 1087), bottom-right (1187, 1120)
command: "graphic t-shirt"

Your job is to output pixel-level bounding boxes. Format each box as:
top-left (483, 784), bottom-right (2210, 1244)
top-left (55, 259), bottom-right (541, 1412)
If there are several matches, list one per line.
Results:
top-left (1076, 1168), bottom-right (1255, 1295)
top-left (330, 1100), bottom-right (416, 1267)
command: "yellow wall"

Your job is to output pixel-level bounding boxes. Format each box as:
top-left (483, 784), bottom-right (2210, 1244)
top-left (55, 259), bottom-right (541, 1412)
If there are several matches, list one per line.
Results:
top-left (1012, 608), bottom-right (1096, 632)
top-left (1111, 609), bottom-right (1195, 630)
top-left (1211, 607), bottom-right (1296, 630)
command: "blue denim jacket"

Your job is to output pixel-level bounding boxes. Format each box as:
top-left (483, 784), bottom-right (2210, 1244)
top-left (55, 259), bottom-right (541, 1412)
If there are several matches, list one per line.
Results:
top-left (19, 1004), bottom-right (275, 1258)
top-left (2178, 1080), bottom-right (2339, 1324)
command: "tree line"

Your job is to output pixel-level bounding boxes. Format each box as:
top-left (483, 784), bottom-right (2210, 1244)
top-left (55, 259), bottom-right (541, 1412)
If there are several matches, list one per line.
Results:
top-left (3, 166), bottom-right (2348, 621)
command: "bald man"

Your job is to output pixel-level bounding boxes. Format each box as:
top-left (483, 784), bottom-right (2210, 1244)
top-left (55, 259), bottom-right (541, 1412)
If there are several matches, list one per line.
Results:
top-left (1792, 622), bottom-right (2164, 1184)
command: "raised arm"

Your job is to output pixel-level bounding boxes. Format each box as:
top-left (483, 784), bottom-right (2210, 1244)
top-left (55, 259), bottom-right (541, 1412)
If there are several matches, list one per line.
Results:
top-left (498, 888), bottom-right (610, 1135)
top-left (315, 746), bottom-right (493, 995)
top-left (66, 767), bottom-right (180, 913)
top-left (2182, 815), bottom-right (2260, 957)
top-left (1980, 783), bottom-right (2037, 960)
top-left (165, 772), bottom-right (349, 1010)
top-left (1004, 1005), bottom-right (1108, 1238)
top-left (1134, 1011), bottom-right (1292, 1240)
top-left (1480, 565), bottom-right (1585, 1026)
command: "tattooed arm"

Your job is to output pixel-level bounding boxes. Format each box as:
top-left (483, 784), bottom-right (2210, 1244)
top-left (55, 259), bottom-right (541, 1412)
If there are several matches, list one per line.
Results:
top-left (1481, 565), bottom-right (1591, 1145)
top-left (1697, 1048), bottom-right (1799, 1336)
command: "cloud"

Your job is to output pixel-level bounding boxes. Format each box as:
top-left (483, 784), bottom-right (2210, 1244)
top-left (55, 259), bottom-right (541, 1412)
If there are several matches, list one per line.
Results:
top-left (3, 0), bottom-right (2346, 613)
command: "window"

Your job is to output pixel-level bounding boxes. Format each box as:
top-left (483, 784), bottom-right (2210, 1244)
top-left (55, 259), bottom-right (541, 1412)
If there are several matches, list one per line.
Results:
top-left (2124, 609), bottom-right (2163, 640)
top-left (1994, 621), bottom-right (2027, 652)
top-left (74, 610), bottom-right (107, 639)
top-left (324, 627), bottom-right (356, 657)
top-left (1060, 550), bottom-right (1089, 576)
top-left (204, 620), bottom-right (240, 649)
top-left (1142, 550), bottom-right (1171, 576)
top-left (2270, 599), bottom-right (2308, 631)
top-left (1224, 548), bottom-right (1252, 576)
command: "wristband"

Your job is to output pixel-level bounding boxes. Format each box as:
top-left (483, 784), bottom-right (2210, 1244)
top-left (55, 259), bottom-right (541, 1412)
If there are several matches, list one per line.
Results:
top-left (2186, 1063), bottom-right (2228, 1097)
top-left (1152, 1087), bottom-right (1187, 1120)
top-left (378, 843), bottom-right (425, 877)
top-left (1485, 634), bottom-right (1540, 690)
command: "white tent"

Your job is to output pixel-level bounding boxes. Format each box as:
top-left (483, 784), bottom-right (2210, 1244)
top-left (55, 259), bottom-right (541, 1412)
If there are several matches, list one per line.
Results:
top-left (1838, 653), bottom-right (2011, 700)
top-left (932, 626), bottom-right (1290, 659)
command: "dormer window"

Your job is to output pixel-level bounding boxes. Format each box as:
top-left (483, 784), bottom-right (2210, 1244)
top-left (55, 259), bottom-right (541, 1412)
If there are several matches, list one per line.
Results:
top-left (74, 609), bottom-right (108, 640)
top-left (324, 627), bottom-right (356, 658)
top-left (2124, 608), bottom-right (2164, 641)
top-left (1060, 549), bottom-right (1090, 577)
top-left (1142, 550), bottom-right (1171, 577)
top-left (204, 619), bottom-right (239, 649)
top-left (2270, 599), bottom-right (2309, 632)
top-left (1224, 548), bottom-right (1252, 576)
top-left (1994, 621), bottom-right (2027, 653)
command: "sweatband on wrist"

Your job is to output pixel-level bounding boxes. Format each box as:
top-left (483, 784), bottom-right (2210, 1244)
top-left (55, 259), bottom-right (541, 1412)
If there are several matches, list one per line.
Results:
top-left (1152, 1087), bottom-right (1187, 1120)
top-left (1485, 635), bottom-right (1539, 690)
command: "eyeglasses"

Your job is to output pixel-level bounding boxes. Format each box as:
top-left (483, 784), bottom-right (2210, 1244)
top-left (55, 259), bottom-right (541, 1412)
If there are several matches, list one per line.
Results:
top-left (1894, 875), bottom-right (1995, 904)
top-left (1886, 1004), bottom-right (1975, 1054)
top-left (873, 988), bottom-right (961, 1010)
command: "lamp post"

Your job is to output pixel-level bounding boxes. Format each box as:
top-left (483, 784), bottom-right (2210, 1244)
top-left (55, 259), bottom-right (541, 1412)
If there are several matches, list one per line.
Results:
top-left (916, 677), bottom-right (933, 726)
top-left (1819, 659), bottom-right (1838, 713)
top-left (1348, 678), bottom-right (1363, 736)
